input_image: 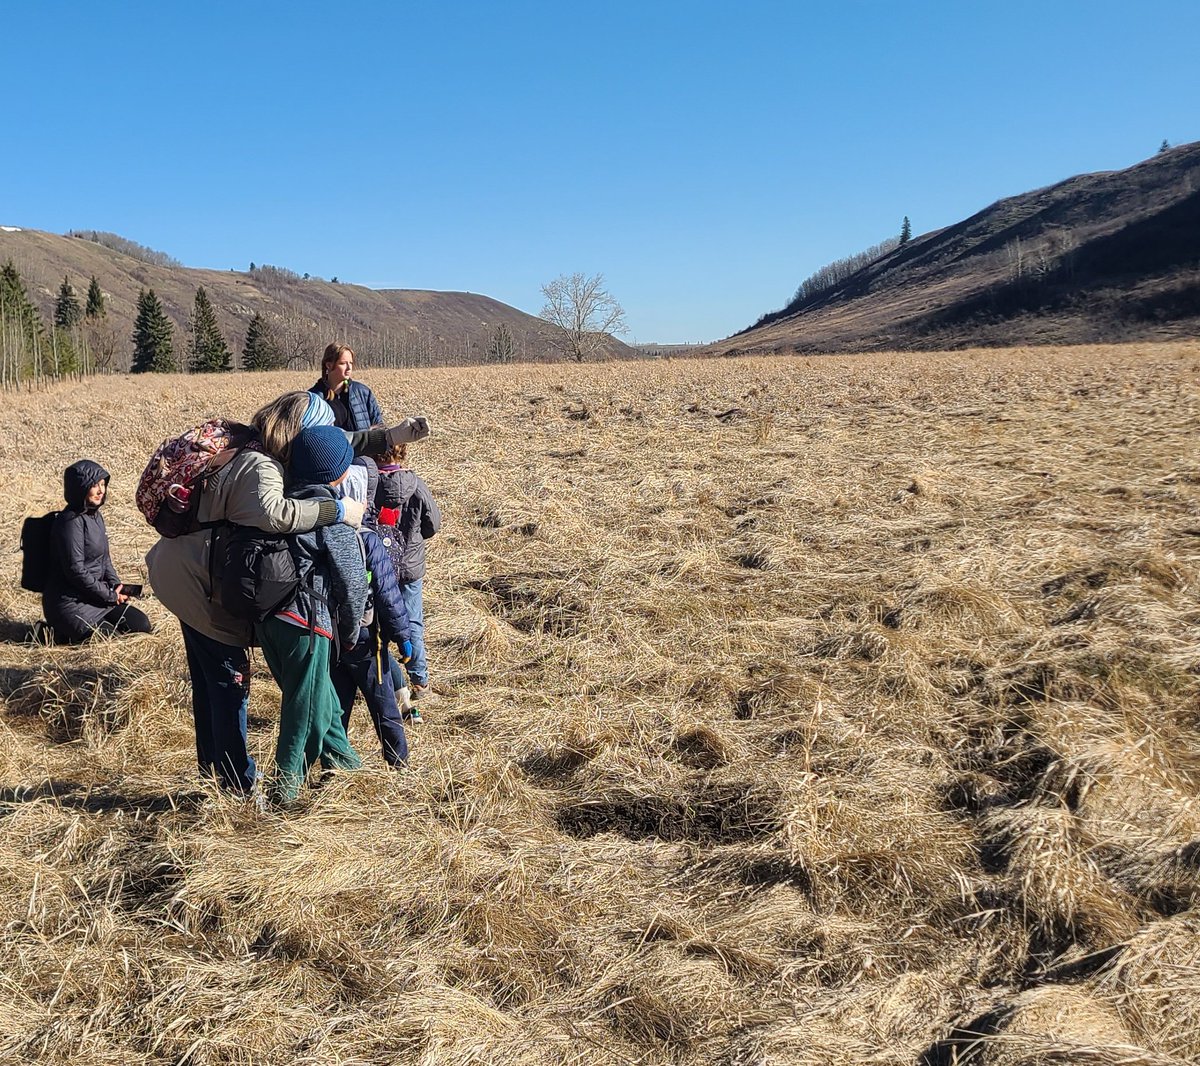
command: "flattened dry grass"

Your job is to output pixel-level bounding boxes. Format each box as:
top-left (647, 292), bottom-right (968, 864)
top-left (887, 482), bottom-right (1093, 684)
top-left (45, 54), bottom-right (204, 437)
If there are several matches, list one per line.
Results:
top-left (0, 342), bottom-right (1197, 1064)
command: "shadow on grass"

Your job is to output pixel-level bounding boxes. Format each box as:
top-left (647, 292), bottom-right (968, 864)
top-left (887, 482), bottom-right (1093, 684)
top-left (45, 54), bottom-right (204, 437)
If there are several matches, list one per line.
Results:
top-left (0, 779), bottom-right (207, 815)
top-left (0, 614), bottom-right (41, 644)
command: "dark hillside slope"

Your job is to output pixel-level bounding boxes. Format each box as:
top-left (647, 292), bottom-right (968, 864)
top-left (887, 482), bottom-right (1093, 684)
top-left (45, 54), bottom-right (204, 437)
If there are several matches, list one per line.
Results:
top-left (0, 227), bottom-right (631, 369)
top-left (724, 141), bottom-right (1200, 354)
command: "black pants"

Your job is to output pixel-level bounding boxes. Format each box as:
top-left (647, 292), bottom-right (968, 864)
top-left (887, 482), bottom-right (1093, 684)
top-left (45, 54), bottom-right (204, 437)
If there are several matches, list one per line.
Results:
top-left (331, 626), bottom-right (408, 767)
top-left (51, 604), bottom-right (152, 645)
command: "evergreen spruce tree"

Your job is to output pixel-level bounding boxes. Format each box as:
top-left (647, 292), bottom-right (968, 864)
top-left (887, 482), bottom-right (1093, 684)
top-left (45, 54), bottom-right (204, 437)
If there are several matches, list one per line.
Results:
top-left (85, 276), bottom-right (106, 318)
top-left (0, 260), bottom-right (49, 378)
top-left (54, 276), bottom-right (83, 329)
top-left (187, 285), bottom-right (232, 372)
top-left (48, 277), bottom-right (82, 376)
top-left (0, 261), bottom-right (39, 336)
top-left (49, 325), bottom-right (80, 377)
top-left (131, 288), bottom-right (177, 372)
top-left (1158, 139), bottom-right (1171, 154)
top-left (899, 216), bottom-right (912, 246)
top-left (241, 311), bottom-right (283, 370)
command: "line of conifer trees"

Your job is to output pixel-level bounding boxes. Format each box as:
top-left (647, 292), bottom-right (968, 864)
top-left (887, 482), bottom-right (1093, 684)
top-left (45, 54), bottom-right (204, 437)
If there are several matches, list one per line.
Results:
top-left (130, 286), bottom-right (288, 373)
top-left (0, 260), bottom-right (110, 387)
top-left (0, 263), bottom-right (295, 386)
top-left (1, 262), bottom-right (541, 385)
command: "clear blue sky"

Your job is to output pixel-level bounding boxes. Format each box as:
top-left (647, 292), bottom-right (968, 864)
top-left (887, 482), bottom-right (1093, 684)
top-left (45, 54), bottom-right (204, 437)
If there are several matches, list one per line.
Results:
top-left (5, 1), bottom-right (1197, 342)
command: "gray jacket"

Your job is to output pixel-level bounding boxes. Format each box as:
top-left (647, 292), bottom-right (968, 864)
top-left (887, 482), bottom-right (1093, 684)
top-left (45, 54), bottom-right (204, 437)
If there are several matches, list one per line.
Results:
top-left (374, 465), bottom-right (441, 582)
top-left (273, 484), bottom-right (367, 648)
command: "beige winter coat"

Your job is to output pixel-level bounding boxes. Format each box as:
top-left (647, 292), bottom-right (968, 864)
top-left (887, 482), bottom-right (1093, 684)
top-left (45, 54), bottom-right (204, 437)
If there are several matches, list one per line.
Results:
top-left (146, 449), bottom-right (336, 646)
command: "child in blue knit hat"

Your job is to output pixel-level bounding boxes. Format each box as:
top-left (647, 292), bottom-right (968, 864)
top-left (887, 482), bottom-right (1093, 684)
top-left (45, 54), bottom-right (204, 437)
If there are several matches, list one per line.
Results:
top-left (255, 425), bottom-right (366, 805)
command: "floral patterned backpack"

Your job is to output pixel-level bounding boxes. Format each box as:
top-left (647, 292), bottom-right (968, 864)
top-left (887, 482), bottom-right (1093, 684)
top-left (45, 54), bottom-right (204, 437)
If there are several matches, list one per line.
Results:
top-left (136, 419), bottom-right (253, 538)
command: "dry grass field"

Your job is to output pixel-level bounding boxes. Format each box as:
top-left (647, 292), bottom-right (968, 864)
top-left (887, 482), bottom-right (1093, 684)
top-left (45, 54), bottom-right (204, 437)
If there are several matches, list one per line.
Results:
top-left (0, 344), bottom-right (1197, 1065)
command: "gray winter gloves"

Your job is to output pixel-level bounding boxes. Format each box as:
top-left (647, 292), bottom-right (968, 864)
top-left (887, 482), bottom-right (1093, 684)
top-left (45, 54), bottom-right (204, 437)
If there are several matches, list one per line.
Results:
top-left (386, 417), bottom-right (431, 448)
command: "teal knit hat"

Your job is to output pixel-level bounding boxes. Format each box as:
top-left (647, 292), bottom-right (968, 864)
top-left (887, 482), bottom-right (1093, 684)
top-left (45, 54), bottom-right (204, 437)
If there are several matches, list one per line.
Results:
top-left (290, 426), bottom-right (353, 484)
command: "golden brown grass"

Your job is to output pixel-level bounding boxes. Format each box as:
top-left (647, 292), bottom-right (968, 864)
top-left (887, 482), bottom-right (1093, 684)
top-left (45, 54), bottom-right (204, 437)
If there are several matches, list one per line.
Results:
top-left (0, 342), bottom-right (1197, 1064)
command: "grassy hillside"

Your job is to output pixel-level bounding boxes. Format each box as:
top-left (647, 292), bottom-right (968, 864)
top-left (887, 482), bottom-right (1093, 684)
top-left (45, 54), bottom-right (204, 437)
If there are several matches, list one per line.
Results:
top-left (727, 141), bottom-right (1200, 355)
top-left (0, 346), bottom-right (1197, 1063)
top-left (0, 227), bottom-right (631, 370)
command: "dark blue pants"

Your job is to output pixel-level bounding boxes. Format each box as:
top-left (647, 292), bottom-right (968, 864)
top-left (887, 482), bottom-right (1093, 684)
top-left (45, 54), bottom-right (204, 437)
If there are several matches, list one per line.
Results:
top-left (331, 626), bottom-right (408, 766)
top-left (180, 622), bottom-right (257, 793)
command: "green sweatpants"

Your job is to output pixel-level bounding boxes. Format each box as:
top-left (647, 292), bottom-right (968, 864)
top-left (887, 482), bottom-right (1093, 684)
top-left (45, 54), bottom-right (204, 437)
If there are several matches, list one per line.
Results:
top-left (257, 617), bottom-right (362, 804)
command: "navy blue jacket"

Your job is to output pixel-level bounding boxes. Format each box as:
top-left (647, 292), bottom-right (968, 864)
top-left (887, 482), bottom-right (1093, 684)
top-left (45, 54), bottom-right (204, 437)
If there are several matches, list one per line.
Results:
top-left (273, 483), bottom-right (367, 646)
top-left (309, 378), bottom-right (384, 433)
top-left (361, 526), bottom-right (411, 644)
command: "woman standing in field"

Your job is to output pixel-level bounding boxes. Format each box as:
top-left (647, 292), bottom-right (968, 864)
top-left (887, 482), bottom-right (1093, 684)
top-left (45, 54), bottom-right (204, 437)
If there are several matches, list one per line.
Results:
top-left (147, 392), bottom-right (430, 798)
top-left (310, 343), bottom-right (384, 433)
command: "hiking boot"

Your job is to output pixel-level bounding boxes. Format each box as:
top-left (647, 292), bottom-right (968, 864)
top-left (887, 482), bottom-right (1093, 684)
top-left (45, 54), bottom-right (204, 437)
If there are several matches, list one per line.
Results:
top-left (411, 683), bottom-right (440, 706)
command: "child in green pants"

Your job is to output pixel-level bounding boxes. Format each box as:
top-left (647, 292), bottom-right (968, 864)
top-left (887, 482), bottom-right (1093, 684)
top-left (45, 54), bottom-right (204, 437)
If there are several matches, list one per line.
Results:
top-left (256, 426), bottom-right (369, 805)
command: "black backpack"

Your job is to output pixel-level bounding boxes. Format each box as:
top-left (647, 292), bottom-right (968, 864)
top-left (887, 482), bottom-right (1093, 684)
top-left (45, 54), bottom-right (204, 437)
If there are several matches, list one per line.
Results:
top-left (20, 512), bottom-right (60, 593)
top-left (210, 525), bottom-right (300, 624)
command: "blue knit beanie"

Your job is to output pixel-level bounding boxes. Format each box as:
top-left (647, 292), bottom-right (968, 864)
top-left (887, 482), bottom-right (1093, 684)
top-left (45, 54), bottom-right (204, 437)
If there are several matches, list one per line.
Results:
top-left (290, 426), bottom-right (354, 485)
top-left (301, 392), bottom-right (335, 428)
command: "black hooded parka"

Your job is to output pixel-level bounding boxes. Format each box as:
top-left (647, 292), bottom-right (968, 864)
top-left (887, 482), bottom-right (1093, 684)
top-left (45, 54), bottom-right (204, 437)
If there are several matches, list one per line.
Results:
top-left (42, 460), bottom-right (123, 638)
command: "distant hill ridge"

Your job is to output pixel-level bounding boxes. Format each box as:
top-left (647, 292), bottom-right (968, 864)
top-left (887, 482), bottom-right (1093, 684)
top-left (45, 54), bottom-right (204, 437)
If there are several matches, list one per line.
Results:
top-left (722, 141), bottom-right (1200, 354)
top-left (0, 228), bottom-right (631, 371)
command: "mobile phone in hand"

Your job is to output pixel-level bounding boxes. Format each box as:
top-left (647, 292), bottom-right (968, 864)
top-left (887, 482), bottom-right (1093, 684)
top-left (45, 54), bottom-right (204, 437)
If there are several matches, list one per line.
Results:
top-left (121, 583), bottom-right (144, 599)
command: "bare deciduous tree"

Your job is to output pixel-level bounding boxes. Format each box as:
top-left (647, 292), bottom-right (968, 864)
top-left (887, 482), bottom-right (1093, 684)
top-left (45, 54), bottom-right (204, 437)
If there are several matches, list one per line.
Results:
top-left (271, 308), bottom-right (320, 369)
top-left (83, 318), bottom-right (121, 372)
top-left (538, 272), bottom-right (627, 362)
top-left (485, 322), bottom-right (516, 364)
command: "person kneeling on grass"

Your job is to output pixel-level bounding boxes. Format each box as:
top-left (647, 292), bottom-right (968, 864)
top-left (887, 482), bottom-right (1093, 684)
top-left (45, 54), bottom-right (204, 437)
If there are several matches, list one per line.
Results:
top-left (330, 462), bottom-right (414, 767)
top-left (42, 460), bottom-right (151, 644)
top-left (255, 426), bottom-right (368, 806)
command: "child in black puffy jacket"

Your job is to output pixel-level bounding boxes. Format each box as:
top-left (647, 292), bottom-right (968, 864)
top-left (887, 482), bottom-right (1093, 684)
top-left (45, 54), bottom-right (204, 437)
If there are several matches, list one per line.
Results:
top-left (43, 460), bottom-right (152, 644)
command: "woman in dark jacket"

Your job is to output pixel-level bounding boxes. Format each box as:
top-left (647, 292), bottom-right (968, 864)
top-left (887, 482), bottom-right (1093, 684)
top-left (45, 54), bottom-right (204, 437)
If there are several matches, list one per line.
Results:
top-left (309, 342), bottom-right (384, 433)
top-left (44, 459), bottom-right (152, 644)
